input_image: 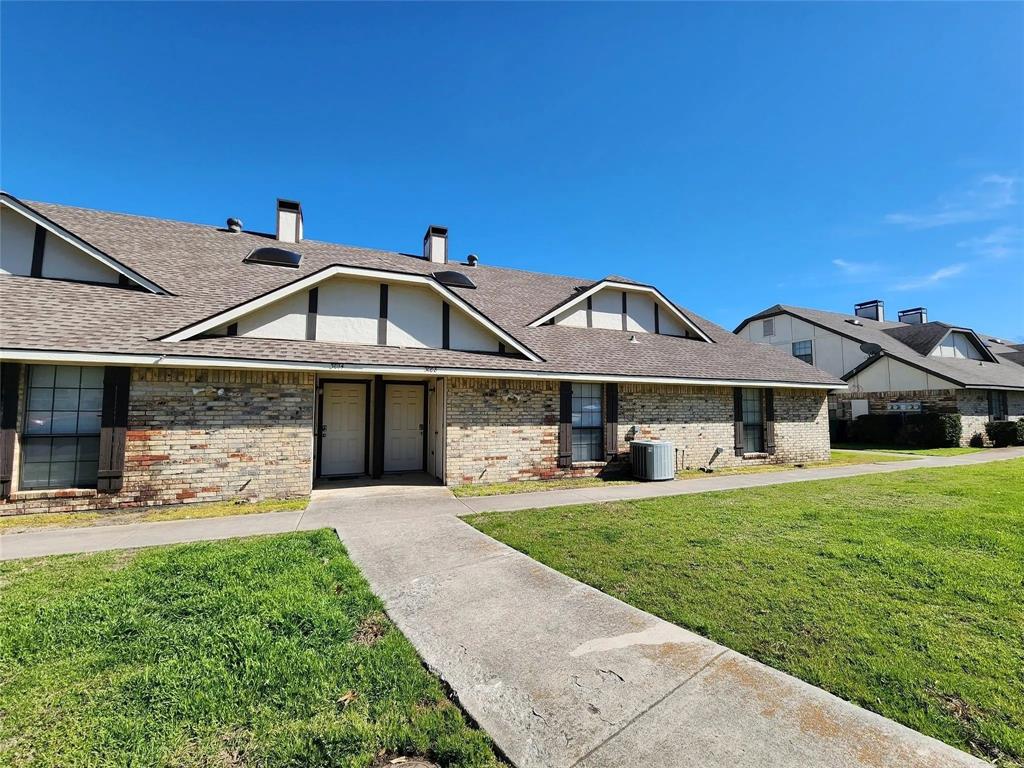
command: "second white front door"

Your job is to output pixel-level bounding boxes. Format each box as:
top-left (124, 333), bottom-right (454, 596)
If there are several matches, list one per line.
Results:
top-left (321, 383), bottom-right (366, 476)
top-left (385, 384), bottom-right (424, 472)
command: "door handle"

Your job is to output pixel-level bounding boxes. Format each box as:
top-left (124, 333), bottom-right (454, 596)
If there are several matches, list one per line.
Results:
top-left (320, 424), bottom-right (327, 437)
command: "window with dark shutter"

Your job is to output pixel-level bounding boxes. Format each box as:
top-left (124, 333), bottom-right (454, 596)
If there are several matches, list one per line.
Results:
top-left (20, 365), bottom-right (103, 490)
top-left (764, 389), bottom-right (776, 455)
top-left (733, 388), bottom-right (744, 456)
top-left (96, 367), bottom-right (131, 493)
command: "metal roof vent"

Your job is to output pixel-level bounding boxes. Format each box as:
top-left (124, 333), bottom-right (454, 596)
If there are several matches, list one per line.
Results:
top-left (845, 318), bottom-right (864, 326)
top-left (432, 270), bottom-right (476, 289)
top-left (243, 246), bottom-right (302, 268)
top-left (226, 217), bottom-right (243, 233)
top-left (466, 254), bottom-right (479, 267)
top-left (628, 334), bottom-right (640, 344)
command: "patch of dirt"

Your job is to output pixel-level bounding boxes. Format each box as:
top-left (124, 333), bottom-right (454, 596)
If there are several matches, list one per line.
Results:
top-left (353, 612), bottom-right (390, 645)
top-left (371, 756), bottom-right (439, 768)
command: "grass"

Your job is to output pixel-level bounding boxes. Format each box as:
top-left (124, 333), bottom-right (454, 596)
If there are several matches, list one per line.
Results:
top-left (0, 531), bottom-right (498, 768)
top-left (466, 459), bottom-right (1024, 766)
top-left (453, 449), bottom-right (913, 496)
top-left (834, 443), bottom-right (985, 457)
top-left (0, 496), bottom-right (309, 534)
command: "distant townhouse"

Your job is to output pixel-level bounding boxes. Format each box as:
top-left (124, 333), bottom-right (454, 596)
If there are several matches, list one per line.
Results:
top-left (734, 300), bottom-right (1024, 446)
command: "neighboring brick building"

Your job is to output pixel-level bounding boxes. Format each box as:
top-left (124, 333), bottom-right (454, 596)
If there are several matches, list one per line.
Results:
top-left (1, 193), bottom-right (842, 516)
top-left (735, 302), bottom-right (1024, 446)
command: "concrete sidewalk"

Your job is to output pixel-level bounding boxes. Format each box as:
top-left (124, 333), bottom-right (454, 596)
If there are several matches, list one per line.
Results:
top-left (458, 445), bottom-right (1024, 514)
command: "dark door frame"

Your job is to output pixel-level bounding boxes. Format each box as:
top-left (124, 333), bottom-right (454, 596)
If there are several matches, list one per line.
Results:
top-left (316, 378), bottom-right (371, 478)
top-left (380, 380), bottom-right (429, 474)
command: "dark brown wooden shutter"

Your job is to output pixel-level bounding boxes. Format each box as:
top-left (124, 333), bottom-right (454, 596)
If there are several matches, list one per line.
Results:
top-left (97, 366), bottom-right (131, 493)
top-left (764, 389), bottom-right (776, 456)
top-left (605, 383), bottom-right (619, 457)
top-left (733, 387), bottom-right (744, 456)
top-left (1, 362), bottom-right (22, 499)
top-left (558, 381), bottom-right (572, 468)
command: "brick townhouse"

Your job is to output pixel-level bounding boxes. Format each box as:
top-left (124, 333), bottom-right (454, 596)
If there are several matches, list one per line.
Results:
top-left (0, 192), bottom-right (842, 515)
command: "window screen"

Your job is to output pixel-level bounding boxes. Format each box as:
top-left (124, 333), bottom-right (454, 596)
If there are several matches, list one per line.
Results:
top-left (989, 390), bottom-right (1008, 421)
top-left (571, 383), bottom-right (603, 462)
top-left (21, 365), bottom-right (103, 490)
top-left (741, 388), bottom-right (764, 454)
top-left (792, 340), bottom-right (813, 364)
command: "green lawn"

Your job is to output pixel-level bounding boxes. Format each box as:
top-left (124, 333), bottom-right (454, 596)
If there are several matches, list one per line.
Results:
top-left (0, 496), bottom-right (309, 533)
top-left (0, 531), bottom-right (497, 768)
top-left (833, 443), bottom-right (985, 457)
top-left (466, 460), bottom-right (1024, 766)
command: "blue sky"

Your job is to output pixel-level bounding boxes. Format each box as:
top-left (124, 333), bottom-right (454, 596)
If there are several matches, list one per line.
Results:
top-left (3, 2), bottom-right (1022, 338)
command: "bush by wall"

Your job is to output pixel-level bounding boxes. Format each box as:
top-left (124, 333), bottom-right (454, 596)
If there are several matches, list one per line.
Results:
top-left (984, 419), bottom-right (1024, 447)
top-left (848, 412), bottom-right (962, 448)
top-left (829, 419), bottom-right (849, 444)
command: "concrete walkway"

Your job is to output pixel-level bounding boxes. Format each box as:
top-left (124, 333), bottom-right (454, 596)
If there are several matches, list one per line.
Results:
top-left (3, 451), bottom-right (1018, 766)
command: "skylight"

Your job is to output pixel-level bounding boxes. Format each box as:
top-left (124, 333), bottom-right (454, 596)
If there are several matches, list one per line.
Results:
top-left (432, 270), bottom-right (477, 289)
top-left (243, 247), bottom-right (302, 268)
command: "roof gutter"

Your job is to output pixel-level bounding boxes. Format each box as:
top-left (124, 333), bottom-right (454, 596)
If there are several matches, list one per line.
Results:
top-left (0, 348), bottom-right (846, 390)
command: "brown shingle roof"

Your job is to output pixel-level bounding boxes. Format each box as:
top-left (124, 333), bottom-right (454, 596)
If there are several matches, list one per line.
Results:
top-left (1, 197), bottom-right (842, 388)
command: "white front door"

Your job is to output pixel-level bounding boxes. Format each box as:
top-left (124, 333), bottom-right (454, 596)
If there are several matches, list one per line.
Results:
top-left (385, 384), bottom-right (424, 472)
top-left (321, 383), bottom-right (366, 476)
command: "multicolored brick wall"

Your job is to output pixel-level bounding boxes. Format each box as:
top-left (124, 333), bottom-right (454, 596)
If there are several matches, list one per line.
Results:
top-left (444, 377), bottom-right (831, 485)
top-left (2, 367), bottom-right (314, 516)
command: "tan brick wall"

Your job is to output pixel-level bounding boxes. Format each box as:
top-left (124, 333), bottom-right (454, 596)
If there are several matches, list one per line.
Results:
top-left (2, 367), bottom-right (314, 516)
top-left (445, 377), bottom-right (830, 485)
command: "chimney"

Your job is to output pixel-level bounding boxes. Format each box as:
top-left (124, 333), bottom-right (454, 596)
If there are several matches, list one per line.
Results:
top-left (423, 225), bottom-right (448, 264)
top-left (276, 199), bottom-right (303, 243)
top-left (898, 307), bottom-right (927, 325)
top-left (854, 299), bottom-right (884, 322)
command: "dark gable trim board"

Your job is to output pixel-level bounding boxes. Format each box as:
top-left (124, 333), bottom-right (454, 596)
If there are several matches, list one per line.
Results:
top-left (442, 302), bottom-right (450, 350)
top-left (306, 287), bottom-right (319, 341)
top-left (0, 362), bottom-right (22, 498)
top-left (97, 366), bottom-right (131, 493)
top-left (30, 225), bottom-right (46, 277)
top-left (226, 323), bottom-right (238, 337)
top-left (621, 292), bottom-right (628, 331)
top-left (586, 297), bottom-right (593, 328)
top-left (654, 303), bottom-right (660, 335)
top-left (378, 285), bottom-right (389, 346)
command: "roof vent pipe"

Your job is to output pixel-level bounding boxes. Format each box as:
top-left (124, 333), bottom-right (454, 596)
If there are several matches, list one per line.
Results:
top-left (276, 199), bottom-right (303, 243)
top-left (466, 253), bottom-right (479, 267)
top-left (226, 218), bottom-right (243, 233)
top-left (898, 307), bottom-right (927, 325)
top-left (423, 225), bottom-right (448, 264)
top-left (854, 299), bottom-right (884, 322)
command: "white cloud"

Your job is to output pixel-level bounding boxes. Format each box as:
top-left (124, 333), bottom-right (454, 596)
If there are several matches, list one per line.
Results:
top-left (892, 263), bottom-right (966, 291)
top-left (957, 226), bottom-right (1022, 259)
top-left (885, 175), bottom-right (1018, 230)
top-left (832, 258), bottom-right (880, 276)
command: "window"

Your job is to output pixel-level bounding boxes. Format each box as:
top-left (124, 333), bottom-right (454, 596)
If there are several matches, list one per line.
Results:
top-left (989, 390), bottom-right (1008, 421)
top-left (571, 383), bottom-right (603, 462)
top-left (792, 339), bottom-right (813, 365)
top-left (20, 365), bottom-right (102, 490)
top-left (762, 318), bottom-right (775, 337)
top-left (741, 388), bottom-right (764, 453)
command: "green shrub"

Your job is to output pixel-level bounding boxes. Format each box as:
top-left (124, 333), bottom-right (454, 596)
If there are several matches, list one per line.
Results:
top-left (969, 432), bottom-right (985, 448)
top-left (829, 419), bottom-right (849, 443)
top-left (985, 419), bottom-right (1024, 447)
top-left (849, 412), bottom-right (961, 448)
